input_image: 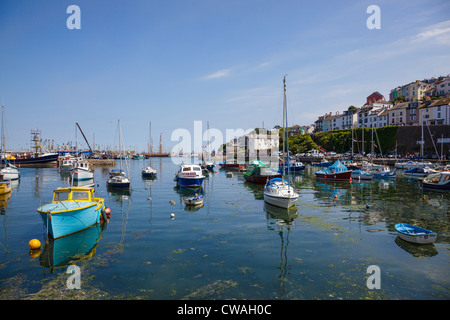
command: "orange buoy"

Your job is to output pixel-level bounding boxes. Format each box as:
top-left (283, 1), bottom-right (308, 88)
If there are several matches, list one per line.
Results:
top-left (28, 239), bottom-right (41, 250)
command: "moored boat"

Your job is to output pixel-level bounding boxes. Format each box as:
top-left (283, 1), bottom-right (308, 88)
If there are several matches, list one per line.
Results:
top-left (404, 166), bottom-right (435, 177)
top-left (142, 166), bottom-right (157, 178)
top-left (244, 160), bottom-right (282, 184)
top-left (394, 223), bottom-right (437, 244)
top-left (315, 160), bottom-right (352, 181)
top-left (264, 178), bottom-right (299, 208)
top-left (174, 164), bottom-right (205, 188)
top-left (107, 174), bottom-right (131, 189)
top-left (0, 174), bottom-right (11, 195)
top-left (351, 169), bottom-right (373, 180)
top-left (421, 171), bottom-right (450, 191)
top-left (69, 160), bottom-right (94, 181)
top-left (363, 164), bottom-right (396, 178)
top-left (182, 194), bottom-right (204, 206)
top-left (263, 76), bottom-right (299, 209)
top-left (288, 160), bottom-right (305, 172)
top-left (59, 156), bottom-right (82, 172)
top-left (395, 160), bottom-right (433, 169)
top-left (37, 187), bottom-right (107, 239)
top-left (107, 120), bottom-right (131, 190)
top-left (313, 158), bottom-right (333, 167)
top-left (0, 163), bottom-right (19, 181)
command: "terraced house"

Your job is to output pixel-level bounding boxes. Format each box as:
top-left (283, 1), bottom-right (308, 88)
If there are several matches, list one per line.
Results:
top-left (419, 97), bottom-right (450, 125)
top-left (389, 102), bottom-right (408, 126)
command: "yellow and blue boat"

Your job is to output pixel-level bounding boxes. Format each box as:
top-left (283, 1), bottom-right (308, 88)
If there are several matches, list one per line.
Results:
top-left (37, 187), bottom-right (106, 239)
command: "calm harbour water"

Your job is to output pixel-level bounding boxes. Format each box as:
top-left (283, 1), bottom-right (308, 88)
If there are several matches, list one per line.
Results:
top-left (0, 157), bottom-right (449, 300)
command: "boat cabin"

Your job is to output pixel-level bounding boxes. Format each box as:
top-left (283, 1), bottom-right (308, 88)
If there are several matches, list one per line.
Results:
top-left (179, 164), bottom-right (203, 177)
top-left (52, 187), bottom-right (96, 203)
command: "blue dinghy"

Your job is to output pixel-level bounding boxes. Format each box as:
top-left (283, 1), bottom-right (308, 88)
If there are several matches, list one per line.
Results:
top-left (394, 223), bottom-right (437, 244)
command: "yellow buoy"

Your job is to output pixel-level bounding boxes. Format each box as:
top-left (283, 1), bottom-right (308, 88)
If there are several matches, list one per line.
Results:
top-left (28, 239), bottom-right (41, 250)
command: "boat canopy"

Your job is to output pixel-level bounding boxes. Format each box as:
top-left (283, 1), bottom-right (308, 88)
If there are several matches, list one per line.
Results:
top-left (266, 177), bottom-right (290, 186)
top-left (52, 187), bottom-right (95, 203)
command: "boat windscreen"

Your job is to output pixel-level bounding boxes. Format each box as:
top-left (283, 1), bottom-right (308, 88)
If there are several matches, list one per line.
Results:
top-left (54, 192), bottom-right (70, 202)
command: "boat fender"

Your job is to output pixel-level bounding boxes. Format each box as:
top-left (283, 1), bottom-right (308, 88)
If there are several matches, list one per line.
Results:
top-left (100, 207), bottom-right (111, 221)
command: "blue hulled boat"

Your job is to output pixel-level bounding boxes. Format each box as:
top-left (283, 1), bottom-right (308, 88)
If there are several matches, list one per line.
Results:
top-left (37, 187), bottom-right (107, 239)
top-left (174, 164), bottom-right (205, 188)
top-left (395, 223), bottom-right (437, 244)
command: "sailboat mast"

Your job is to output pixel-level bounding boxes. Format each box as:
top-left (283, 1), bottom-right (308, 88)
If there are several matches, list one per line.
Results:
top-left (1, 106), bottom-right (4, 162)
top-left (283, 75), bottom-right (289, 178)
top-left (1, 106), bottom-right (4, 154)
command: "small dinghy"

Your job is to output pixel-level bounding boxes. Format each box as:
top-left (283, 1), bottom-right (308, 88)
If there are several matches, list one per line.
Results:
top-left (183, 194), bottom-right (204, 206)
top-left (394, 223), bottom-right (437, 244)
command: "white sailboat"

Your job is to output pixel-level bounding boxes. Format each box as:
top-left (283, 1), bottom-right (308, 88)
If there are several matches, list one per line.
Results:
top-left (142, 121), bottom-right (157, 178)
top-left (263, 76), bottom-right (299, 209)
top-left (0, 106), bottom-right (19, 181)
top-left (107, 120), bottom-right (131, 189)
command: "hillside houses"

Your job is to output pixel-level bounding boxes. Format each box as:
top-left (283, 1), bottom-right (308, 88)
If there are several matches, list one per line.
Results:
top-left (313, 75), bottom-right (450, 133)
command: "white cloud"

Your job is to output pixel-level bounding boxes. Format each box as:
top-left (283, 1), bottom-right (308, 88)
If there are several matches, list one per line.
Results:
top-left (411, 20), bottom-right (450, 45)
top-left (202, 69), bottom-right (231, 79)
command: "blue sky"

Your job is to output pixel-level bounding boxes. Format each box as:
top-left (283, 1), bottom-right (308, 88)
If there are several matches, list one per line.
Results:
top-left (1, 0), bottom-right (449, 153)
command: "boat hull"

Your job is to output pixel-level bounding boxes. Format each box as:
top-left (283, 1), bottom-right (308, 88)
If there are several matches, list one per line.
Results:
top-left (315, 171), bottom-right (352, 181)
top-left (0, 168), bottom-right (19, 180)
top-left (37, 202), bottom-right (103, 239)
top-left (289, 165), bottom-right (305, 172)
top-left (263, 192), bottom-right (298, 208)
top-left (421, 181), bottom-right (450, 191)
top-left (351, 174), bottom-right (373, 180)
top-left (176, 177), bottom-right (205, 188)
top-left (142, 172), bottom-right (157, 178)
top-left (71, 169), bottom-right (94, 181)
top-left (5, 153), bottom-right (59, 168)
top-left (394, 223), bottom-right (437, 244)
top-left (183, 196), bottom-right (204, 206)
top-left (107, 181), bottom-right (131, 189)
top-left (0, 182), bottom-right (11, 195)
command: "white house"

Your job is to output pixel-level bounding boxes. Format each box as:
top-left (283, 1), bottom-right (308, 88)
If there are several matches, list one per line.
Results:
top-left (419, 98), bottom-right (450, 125)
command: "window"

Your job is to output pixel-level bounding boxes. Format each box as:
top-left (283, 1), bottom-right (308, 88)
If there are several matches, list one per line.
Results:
top-left (438, 113), bottom-right (441, 118)
top-left (72, 192), bottom-right (89, 201)
top-left (54, 192), bottom-right (69, 201)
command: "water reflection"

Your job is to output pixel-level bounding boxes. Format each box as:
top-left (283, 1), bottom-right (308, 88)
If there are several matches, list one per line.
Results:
top-left (394, 237), bottom-right (438, 257)
top-left (39, 222), bottom-right (108, 273)
top-left (264, 202), bottom-right (299, 299)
